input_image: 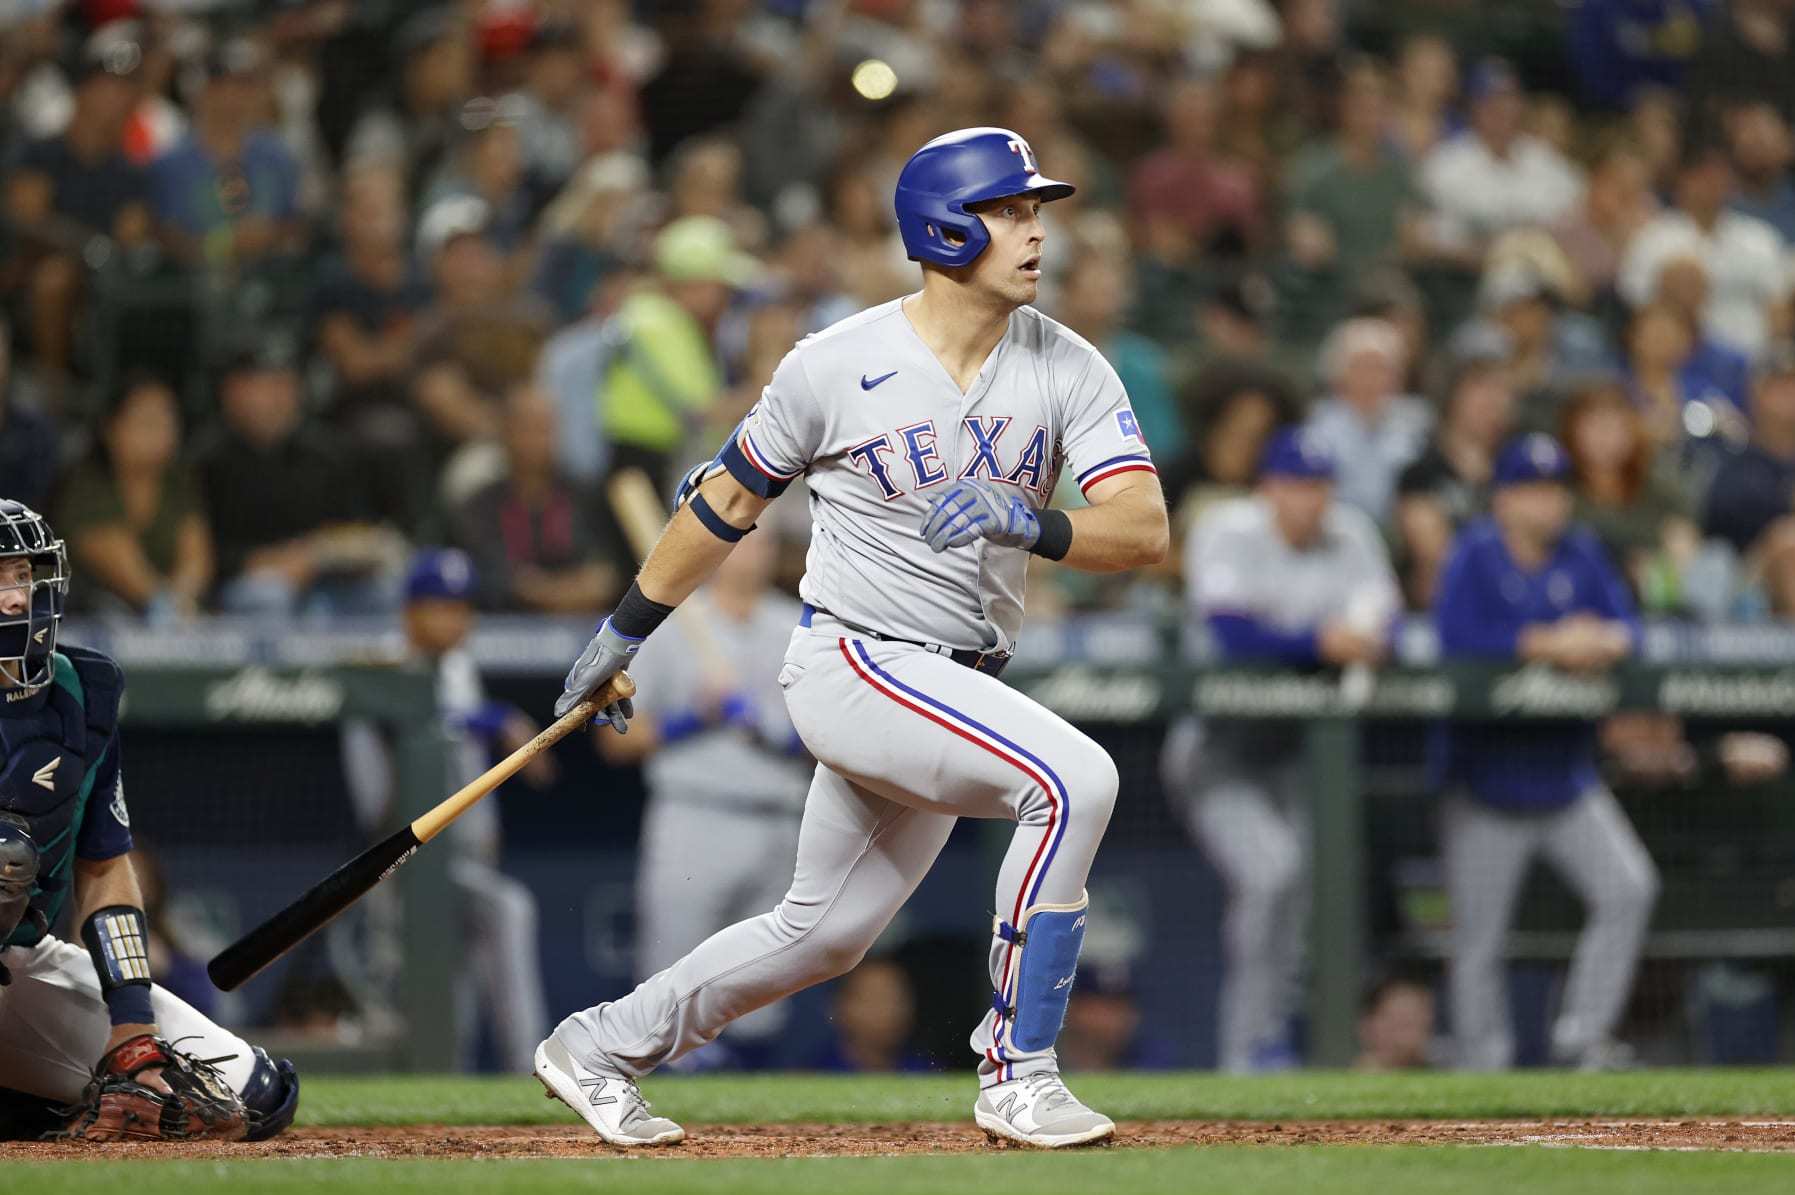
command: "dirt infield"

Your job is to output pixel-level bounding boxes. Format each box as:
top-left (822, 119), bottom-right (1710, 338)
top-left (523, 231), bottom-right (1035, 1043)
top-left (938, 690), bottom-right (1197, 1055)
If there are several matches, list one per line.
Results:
top-left (6, 1119), bottom-right (1795, 1159)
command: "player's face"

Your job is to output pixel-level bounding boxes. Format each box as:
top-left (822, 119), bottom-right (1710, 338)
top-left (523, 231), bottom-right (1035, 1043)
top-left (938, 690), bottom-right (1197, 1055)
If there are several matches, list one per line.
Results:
top-left (966, 194), bottom-right (1046, 306)
top-left (1495, 481), bottom-right (1572, 545)
top-left (0, 556), bottom-right (31, 618)
top-left (405, 599), bottom-right (474, 656)
top-left (1263, 477), bottom-right (1332, 546)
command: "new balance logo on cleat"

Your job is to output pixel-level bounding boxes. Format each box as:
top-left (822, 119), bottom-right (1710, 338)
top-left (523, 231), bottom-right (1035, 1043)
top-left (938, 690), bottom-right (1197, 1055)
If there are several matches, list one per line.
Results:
top-left (990, 1092), bottom-right (1024, 1125)
top-left (32, 757), bottom-right (59, 791)
top-left (578, 1075), bottom-right (619, 1108)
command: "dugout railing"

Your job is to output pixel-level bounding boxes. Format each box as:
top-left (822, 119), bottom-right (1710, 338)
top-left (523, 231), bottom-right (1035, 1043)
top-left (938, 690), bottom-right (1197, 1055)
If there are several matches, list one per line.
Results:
top-left (79, 614), bottom-right (1795, 1070)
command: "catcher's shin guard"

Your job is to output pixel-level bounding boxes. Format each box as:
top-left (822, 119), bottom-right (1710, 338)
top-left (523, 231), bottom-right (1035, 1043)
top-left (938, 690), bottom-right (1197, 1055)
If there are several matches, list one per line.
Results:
top-left (240, 1047), bottom-right (300, 1141)
top-left (991, 893), bottom-right (1089, 1054)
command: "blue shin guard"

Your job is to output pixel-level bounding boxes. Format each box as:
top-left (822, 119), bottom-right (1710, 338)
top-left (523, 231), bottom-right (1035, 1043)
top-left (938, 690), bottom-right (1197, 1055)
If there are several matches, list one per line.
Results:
top-left (992, 894), bottom-right (1089, 1054)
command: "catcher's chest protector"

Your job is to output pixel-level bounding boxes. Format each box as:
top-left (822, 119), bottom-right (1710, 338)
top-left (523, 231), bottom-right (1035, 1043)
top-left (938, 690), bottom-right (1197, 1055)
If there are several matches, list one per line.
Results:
top-left (0, 650), bottom-right (121, 947)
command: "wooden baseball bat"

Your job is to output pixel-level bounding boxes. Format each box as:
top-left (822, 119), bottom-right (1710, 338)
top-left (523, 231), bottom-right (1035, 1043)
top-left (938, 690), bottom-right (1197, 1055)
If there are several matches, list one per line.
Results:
top-left (206, 672), bottom-right (636, 992)
top-left (605, 467), bottom-right (735, 680)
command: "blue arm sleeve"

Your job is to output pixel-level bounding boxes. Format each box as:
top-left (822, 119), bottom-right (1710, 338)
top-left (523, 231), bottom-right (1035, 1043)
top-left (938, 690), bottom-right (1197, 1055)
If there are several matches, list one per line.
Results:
top-left (1207, 612), bottom-right (1321, 665)
top-left (1433, 543), bottom-right (1523, 659)
top-left (74, 739), bottom-right (132, 862)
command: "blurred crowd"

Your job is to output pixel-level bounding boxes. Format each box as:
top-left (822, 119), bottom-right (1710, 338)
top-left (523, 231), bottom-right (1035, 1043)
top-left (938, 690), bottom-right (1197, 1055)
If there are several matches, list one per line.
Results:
top-left (6, 0), bottom-right (1795, 626)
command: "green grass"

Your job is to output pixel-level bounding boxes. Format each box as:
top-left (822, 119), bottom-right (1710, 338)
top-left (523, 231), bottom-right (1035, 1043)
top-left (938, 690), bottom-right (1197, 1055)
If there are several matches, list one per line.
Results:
top-left (16, 1071), bottom-right (1795, 1193)
top-left (11, 1148), bottom-right (1795, 1195)
top-left (295, 1068), bottom-right (1795, 1126)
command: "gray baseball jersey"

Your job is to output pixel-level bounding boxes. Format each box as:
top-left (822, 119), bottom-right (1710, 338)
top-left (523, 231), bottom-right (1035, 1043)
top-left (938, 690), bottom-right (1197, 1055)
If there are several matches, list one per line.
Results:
top-left (1186, 495), bottom-right (1400, 638)
top-left (719, 298), bottom-right (1155, 652)
top-left (550, 298), bottom-right (1152, 1089)
top-left (625, 591), bottom-right (810, 812)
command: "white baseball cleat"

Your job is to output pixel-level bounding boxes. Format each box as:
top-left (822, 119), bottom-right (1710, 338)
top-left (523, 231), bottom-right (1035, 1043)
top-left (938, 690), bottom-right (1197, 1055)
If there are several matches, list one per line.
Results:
top-left (974, 1070), bottom-right (1115, 1148)
top-left (533, 1035), bottom-right (685, 1147)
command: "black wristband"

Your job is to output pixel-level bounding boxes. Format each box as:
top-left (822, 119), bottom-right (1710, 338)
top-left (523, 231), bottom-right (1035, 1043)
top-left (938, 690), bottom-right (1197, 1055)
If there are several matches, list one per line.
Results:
top-left (1030, 508), bottom-right (1073, 561)
top-left (609, 580), bottom-right (676, 640)
top-left (82, 905), bottom-right (154, 1026)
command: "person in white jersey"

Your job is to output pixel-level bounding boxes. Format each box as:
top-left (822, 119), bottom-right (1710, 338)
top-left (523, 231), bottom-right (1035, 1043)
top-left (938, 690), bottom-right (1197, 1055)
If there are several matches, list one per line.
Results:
top-left (536, 127), bottom-right (1169, 1149)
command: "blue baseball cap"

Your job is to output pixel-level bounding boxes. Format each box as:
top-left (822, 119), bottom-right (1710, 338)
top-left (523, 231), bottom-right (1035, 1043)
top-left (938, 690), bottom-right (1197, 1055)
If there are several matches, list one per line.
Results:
top-left (1466, 57), bottom-right (1520, 103)
top-left (1259, 429), bottom-right (1336, 482)
top-left (1493, 433), bottom-right (1570, 487)
top-left (405, 548), bottom-right (477, 603)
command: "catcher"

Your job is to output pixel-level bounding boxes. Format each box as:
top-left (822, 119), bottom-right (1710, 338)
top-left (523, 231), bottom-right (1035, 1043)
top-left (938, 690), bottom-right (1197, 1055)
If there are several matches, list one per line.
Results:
top-left (0, 499), bottom-right (299, 1142)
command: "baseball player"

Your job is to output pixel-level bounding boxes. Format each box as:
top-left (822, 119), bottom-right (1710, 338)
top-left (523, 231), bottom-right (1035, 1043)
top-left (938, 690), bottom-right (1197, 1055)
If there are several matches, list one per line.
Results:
top-left (536, 127), bottom-right (1168, 1148)
top-left (596, 529), bottom-right (809, 1066)
top-left (1434, 435), bottom-right (1660, 1070)
top-left (0, 499), bottom-right (299, 1141)
top-left (341, 549), bottom-right (552, 1071)
top-left (1162, 430), bottom-right (1400, 1072)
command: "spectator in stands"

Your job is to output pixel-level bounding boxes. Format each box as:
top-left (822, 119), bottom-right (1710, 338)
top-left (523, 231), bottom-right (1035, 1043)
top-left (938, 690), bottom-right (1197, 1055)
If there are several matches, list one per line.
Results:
top-left (1168, 430), bottom-right (1401, 1071)
top-left (1453, 247), bottom-right (1611, 419)
top-left (1623, 301), bottom-right (1750, 445)
top-left (767, 221), bottom-right (858, 337)
top-left (665, 135), bottom-right (763, 249)
top-left (1417, 59), bottom-right (1584, 267)
top-left (1726, 99), bottom-right (1795, 243)
top-left (1054, 247), bottom-right (1178, 452)
top-left (4, 22), bottom-right (154, 380)
top-left (151, 37), bottom-right (302, 269)
top-left (1303, 317), bottom-right (1433, 522)
top-left (420, 107), bottom-right (534, 258)
top-left (1568, 0), bottom-right (1709, 113)
top-left (598, 215), bottom-right (761, 485)
top-left (1434, 434), bottom-right (1658, 1071)
top-left (823, 161), bottom-right (910, 307)
top-left (1388, 32), bottom-right (1459, 162)
top-left (1705, 346), bottom-right (1795, 614)
top-left (1355, 973), bottom-right (1436, 1071)
top-left (1688, 0), bottom-right (1795, 136)
top-left (1282, 59), bottom-right (1423, 335)
top-left (531, 150), bottom-right (650, 324)
top-left (1559, 380), bottom-right (1705, 614)
top-left (447, 383), bottom-right (624, 615)
top-left (57, 374), bottom-right (211, 621)
top-left (1163, 360), bottom-right (1300, 524)
top-left (507, 22), bottom-right (586, 196)
top-left (346, 8), bottom-right (475, 204)
top-left (1129, 78), bottom-right (1263, 267)
top-left (1396, 358), bottom-right (1516, 607)
top-left (1620, 141), bottom-right (1791, 362)
top-left (1550, 142), bottom-right (1657, 308)
top-left (803, 957), bottom-right (930, 1073)
top-left (1057, 962), bottom-right (1178, 1072)
top-left (194, 346), bottom-right (399, 617)
top-left (410, 195), bottom-right (556, 452)
top-left (0, 317), bottom-right (58, 513)
top-left (1628, 86), bottom-right (1686, 194)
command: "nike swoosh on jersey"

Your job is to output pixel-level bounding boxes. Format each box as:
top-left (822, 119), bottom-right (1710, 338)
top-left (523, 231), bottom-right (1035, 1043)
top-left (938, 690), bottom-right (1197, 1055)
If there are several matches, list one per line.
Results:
top-left (860, 370), bottom-right (898, 390)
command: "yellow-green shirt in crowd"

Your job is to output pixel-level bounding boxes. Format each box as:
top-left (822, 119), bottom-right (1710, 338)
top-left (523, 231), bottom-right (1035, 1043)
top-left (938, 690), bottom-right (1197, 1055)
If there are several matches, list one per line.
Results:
top-left (600, 289), bottom-right (719, 453)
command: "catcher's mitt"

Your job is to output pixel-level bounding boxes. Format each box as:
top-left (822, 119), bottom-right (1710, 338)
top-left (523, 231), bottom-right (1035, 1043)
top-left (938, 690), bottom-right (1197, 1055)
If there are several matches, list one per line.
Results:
top-left (59, 1035), bottom-right (248, 1142)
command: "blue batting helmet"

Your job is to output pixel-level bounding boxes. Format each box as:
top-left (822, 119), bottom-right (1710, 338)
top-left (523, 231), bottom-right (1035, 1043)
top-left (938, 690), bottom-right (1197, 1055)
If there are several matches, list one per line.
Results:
top-left (893, 127), bottom-right (1075, 268)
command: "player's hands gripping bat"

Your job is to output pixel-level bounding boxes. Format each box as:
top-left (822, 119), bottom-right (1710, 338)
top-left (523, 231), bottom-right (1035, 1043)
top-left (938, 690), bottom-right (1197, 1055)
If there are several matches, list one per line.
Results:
top-left (920, 478), bottom-right (1041, 553)
top-left (556, 619), bottom-right (641, 728)
top-left (59, 1035), bottom-right (248, 1142)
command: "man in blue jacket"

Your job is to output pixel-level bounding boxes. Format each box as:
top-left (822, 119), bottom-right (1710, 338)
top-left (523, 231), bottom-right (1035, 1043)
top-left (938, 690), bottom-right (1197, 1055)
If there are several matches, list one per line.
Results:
top-left (1434, 434), bottom-right (1660, 1070)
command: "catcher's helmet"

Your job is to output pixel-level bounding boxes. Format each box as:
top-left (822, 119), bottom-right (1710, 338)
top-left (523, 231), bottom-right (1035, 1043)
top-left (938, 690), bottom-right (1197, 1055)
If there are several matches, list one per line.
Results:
top-left (0, 500), bottom-right (69, 699)
top-left (893, 127), bottom-right (1075, 268)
